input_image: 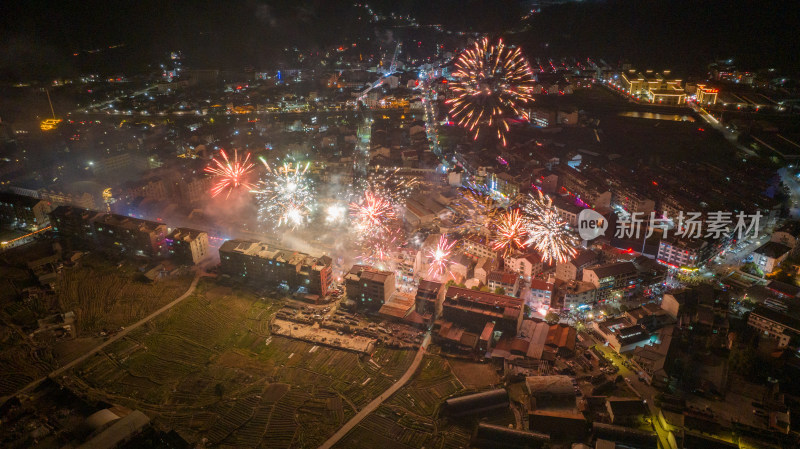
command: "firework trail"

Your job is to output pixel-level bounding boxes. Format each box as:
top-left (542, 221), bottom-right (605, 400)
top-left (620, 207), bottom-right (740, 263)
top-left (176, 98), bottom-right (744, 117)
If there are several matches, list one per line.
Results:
top-left (349, 190), bottom-right (402, 267)
top-left (446, 37), bottom-right (535, 146)
top-left (205, 149), bottom-right (256, 198)
top-left (523, 191), bottom-right (578, 264)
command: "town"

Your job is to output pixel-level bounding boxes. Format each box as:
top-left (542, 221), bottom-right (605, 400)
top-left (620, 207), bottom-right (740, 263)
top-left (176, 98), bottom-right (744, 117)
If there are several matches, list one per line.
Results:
top-left (1, 1), bottom-right (800, 448)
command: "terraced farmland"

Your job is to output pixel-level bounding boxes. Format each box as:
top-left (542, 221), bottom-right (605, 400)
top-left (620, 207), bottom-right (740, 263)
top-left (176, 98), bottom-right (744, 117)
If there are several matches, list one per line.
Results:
top-left (66, 279), bottom-right (421, 447)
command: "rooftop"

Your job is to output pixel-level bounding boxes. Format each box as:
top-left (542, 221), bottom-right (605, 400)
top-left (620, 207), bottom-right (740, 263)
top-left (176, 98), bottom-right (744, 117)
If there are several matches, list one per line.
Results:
top-left (754, 241), bottom-right (792, 259)
top-left (586, 261), bottom-right (637, 279)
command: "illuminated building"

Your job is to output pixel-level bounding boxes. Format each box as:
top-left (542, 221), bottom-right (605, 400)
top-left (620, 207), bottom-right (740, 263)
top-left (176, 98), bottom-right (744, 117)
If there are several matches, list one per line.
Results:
top-left (695, 84), bottom-right (719, 105)
top-left (617, 70), bottom-right (685, 105)
top-left (0, 192), bottom-right (51, 230)
top-left (344, 265), bottom-right (395, 312)
top-left (582, 262), bottom-right (638, 301)
top-left (559, 280), bottom-right (597, 310)
top-left (166, 228), bottom-right (209, 265)
top-left (657, 237), bottom-right (709, 269)
top-left (529, 278), bottom-right (555, 308)
top-left (219, 239), bottom-right (332, 297)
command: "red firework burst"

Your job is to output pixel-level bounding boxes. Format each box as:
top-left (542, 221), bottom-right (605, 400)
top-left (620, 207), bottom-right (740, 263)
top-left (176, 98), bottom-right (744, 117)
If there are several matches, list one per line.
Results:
top-left (205, 149), bottom-right (256, 198)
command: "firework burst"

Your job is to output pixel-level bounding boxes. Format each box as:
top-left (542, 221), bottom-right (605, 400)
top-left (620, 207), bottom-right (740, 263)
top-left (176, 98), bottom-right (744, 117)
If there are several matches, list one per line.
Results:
top-left (446, 37), bottom-right (535, 146)
top-left (205, 149), bottom-right (256, 198)
top-left (349, 190), bottom-right (402, 266)
top-left (252, 158), bottom-right (314, 229)
top-left (492, 209), bottom-right (528, 257)
top-left (426, 234), bottom-right (456, 280)
top-left (523, 191), bottom-right (579, 264)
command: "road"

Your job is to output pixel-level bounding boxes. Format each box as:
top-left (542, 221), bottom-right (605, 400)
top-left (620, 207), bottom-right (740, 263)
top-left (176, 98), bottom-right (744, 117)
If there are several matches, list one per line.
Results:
top-left (2, 270), bottom-right (204, 402)
top-left (318, 331), bottom-right (431, 449)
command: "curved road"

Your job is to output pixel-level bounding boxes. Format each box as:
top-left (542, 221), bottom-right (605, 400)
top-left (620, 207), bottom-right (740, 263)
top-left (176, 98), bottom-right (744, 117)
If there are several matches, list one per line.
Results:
top-left (318, 332), bottom-right (431, 449)
top-left (3, 270), bottom-right (204, 401)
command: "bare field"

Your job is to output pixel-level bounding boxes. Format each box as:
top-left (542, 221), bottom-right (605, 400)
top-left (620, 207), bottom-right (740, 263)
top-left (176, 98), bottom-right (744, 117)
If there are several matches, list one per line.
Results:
top-left (66, 278), bottom-right (418, 448)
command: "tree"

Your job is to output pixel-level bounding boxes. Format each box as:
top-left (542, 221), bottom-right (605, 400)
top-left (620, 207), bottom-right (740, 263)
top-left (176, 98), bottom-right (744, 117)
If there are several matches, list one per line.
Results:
top-left (214, 383), bottom-right (225, 398)
top-left (545, 312), bottom-right (560, 324)
top-left (741, 262), bottom-right (764, 278)
top-left (494, 287), bottom-right (506, 295)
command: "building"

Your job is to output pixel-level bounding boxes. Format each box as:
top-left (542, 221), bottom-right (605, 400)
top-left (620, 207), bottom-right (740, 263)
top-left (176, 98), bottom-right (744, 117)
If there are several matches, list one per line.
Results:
top-left (546, 323), bottom-right (576, 355)
top-left (748, 306), bottom-right (800, 348)
top-left (753, 241), bottom-right (792, 274)
top-left (528, 411), bottom-right (587, 440)
top-left (414, 279), bottom-right (445, 320)
top-left (695, 84), bottom-right (719, 105)
top-left (583, 262), bottom-right (638, 301)
top-left (463, 234), bottom-right (496, 260)
top-left (525, 375), bottom-right (576, 410)
top-left (657, 237), bottom-right (710, 269)
top-left (487, 271), bottom-right (520, 296)
top-left (167, 228), bottom-right (209, 265)
top-left (591, 316), bottom-right (652, 353)
top-left (505, 252), bottom-right (543, 280)
top-left (555, 249), bottom-right (598, 281)
top-left (0, 191), bottom-right (51, 230)
top-left (559, 280), bottom-right (597, 310)
top-left (617, 70), bottom-right (686, 104)
top-left (605, 397), bottom-right (648, 425)
top-left (529, 279), bottom-right (555, 309)
top-left (92, 213), bottom-right (167, 258)
top-left (49, 205), bottom-right (101, 247)
top-left (344, 265), bottom-right (395, 312)
top-left (442, 286), bottom-right (524, 335)
top-left (444, 389), bottom-right (509, 417)
top-left (219, 239), bottom-right (332, 297)
top-left (474, 423), bottom-right (550, 449)
top-left (770, 221), bottom-right (800, 250)
top-left (631, 326), bottom-right (674, 387)
top-left (474, 257), bottom-right (498, 284)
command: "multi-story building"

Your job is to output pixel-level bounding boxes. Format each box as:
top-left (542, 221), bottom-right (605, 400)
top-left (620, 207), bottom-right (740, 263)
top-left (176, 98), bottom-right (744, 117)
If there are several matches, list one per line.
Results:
top-left (442, 286), bottom-right (524, 335)
top-left (0, 192), bottom-right (51, 230)
top-left (559, 280), bottom-right (597, 310)
top-left (463, 234), bottom-right (496, 260)
top-left (583, 262), bottom-right (638, 301)
top-left (551, 195), bottom-right (583, 227)
top-left (555, 249), bottom-right (598, 281)
top-left (487, 271), bottom-right (520, 296)
top-left (529, 279), bottom-right (555, 309)
top-left (219, 239), bottom-right (332, 297)
top-left (49, 205), bottom-right (101, 247)
top-left (473, 257), bottom-right (499, 284)
top-left (414, 279), bottom-right (445, 320)
top-left (344, 265), bottom-right (395, 312)
top-left (617, 70), bottom-right (685, 105)
top-left (175, 174), bottom-right (213, 204)
top-left (753, 241), bottom-right (792, 274)
top-left (504, 251), bottom-right (543, 280)
top-left (748, 306), bottom-right (800, 348)
top-left (695, 84), bottom-right (719, 105)
top-left (657, 237), bottom-right (710, 269)
top-left (92, 213), bottom-right (167, 258)
top-left (166, 228), bottom-right (209, 265)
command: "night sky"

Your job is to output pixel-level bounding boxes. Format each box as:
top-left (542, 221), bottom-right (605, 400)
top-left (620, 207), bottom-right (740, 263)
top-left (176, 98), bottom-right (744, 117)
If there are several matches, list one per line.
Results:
top-left (1, 0), bottom-right (798, 81)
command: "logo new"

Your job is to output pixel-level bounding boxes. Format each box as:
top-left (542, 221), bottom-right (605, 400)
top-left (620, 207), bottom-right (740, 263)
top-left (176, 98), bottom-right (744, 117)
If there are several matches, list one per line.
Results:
top-left (578, 209), bottom-right (608, 241)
